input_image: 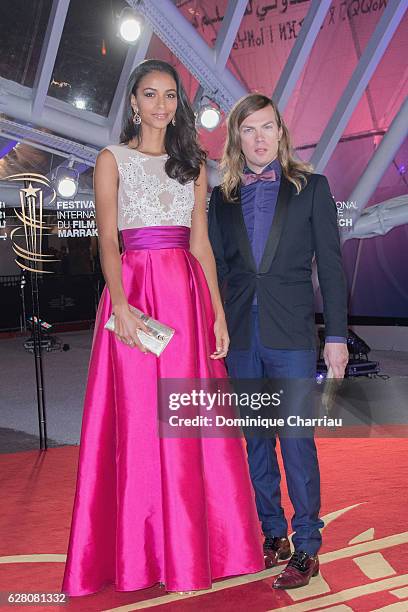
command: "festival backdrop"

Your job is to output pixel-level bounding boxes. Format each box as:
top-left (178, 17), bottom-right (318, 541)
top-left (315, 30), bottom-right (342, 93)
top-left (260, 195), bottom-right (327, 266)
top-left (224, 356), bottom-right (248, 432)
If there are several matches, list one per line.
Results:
top-left (151, 0), bottom-right (408, 319)
top-left (0, 0), bottom-right (407, 322)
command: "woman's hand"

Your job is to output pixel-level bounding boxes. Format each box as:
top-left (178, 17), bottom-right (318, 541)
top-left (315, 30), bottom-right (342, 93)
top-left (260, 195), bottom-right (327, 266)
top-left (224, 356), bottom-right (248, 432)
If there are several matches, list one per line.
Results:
top-left (211, 315), bottom-right (230, 359)
top-left (112, 303), bottom-right (151, 353)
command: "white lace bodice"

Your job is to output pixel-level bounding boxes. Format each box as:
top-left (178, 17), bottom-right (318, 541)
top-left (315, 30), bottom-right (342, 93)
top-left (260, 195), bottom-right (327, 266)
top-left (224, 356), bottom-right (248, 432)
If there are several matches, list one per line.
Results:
top-left (104, 144), bottom-right (195, 230)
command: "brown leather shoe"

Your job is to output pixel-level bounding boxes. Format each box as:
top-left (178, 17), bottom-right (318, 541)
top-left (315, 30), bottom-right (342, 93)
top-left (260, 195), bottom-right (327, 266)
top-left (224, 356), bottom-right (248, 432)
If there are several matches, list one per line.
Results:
top-left (263, 536), bottom-right (291, 568)
top-left (273, 551), bottom-right (319, 588)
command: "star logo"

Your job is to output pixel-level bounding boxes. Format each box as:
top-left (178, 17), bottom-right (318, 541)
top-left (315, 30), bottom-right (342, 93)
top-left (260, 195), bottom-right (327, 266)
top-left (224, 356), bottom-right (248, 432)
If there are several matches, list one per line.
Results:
top-left (5, 173), bottom-right (57, 273)
top-left (22, 183), bottom-right (41, 198)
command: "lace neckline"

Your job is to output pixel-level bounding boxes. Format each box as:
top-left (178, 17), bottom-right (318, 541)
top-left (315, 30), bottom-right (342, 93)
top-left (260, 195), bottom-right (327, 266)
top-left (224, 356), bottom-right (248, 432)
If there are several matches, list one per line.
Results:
top-left (123, 145), bottom-right (168, 159)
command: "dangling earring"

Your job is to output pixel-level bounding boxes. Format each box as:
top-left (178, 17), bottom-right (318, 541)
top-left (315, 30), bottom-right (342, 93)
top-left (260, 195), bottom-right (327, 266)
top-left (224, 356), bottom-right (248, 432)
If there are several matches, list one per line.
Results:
top-left (133, 109), bottom-right (141, 125)
top-left (171, 116), bottom-right (176, 126)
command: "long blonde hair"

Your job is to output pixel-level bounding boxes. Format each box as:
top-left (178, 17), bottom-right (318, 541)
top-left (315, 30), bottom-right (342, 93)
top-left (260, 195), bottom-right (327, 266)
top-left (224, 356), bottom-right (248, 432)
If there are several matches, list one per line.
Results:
top-left (220, 94), bottom-right (313, 200)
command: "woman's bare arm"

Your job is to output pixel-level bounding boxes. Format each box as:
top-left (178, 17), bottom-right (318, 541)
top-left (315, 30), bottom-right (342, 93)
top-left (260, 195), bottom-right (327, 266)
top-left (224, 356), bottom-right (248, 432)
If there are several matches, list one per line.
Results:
top-left (94, 149), bottom-right (126, 308)
top-left (190, 164), bottom-right (229, 358)
top-left (94, 149), bottom-right (149, 350)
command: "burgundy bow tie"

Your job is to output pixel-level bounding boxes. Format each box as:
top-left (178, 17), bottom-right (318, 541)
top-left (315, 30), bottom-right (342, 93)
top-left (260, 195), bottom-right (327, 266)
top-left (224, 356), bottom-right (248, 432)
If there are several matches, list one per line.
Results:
top-left (241, 169), bottom-right (277, 186)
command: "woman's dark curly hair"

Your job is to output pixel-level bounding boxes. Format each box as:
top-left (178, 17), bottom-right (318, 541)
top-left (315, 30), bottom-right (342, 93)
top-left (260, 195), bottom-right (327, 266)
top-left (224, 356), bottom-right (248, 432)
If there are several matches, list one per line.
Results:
top-left (120, 59), bottom-right (206, 185)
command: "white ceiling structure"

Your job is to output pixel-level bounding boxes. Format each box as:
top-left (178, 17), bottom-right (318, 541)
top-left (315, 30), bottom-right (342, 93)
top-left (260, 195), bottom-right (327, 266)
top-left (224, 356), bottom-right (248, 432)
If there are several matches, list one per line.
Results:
top-left (0, 0), bottom-right (407, 231)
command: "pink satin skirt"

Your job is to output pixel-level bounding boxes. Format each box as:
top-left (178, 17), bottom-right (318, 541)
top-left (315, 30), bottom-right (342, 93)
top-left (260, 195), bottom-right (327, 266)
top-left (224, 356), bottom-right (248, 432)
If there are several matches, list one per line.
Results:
top-left (62, 226), bottom-right (263, 595)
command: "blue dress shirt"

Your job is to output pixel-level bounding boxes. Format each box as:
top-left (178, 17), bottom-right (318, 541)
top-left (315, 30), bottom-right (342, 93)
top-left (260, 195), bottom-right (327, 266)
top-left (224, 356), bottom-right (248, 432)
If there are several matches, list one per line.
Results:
top-left (241, 159), bottom-right (346, 344)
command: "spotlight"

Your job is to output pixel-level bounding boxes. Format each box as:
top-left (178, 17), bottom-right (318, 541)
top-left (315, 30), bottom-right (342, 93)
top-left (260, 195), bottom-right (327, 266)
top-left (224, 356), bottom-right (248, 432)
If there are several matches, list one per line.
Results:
top-left (196, 100), bottom-right (221, 131)
top-left (54, 160), bottom-right (79, 198)
top-left (316, 372), bottom-right (325, 384)
top-left (118, 7), bottom-right (142, 43)
top-left (74, 98), bottom-right (86, 110)
top-left (346, 329), bottom-right (371, 358)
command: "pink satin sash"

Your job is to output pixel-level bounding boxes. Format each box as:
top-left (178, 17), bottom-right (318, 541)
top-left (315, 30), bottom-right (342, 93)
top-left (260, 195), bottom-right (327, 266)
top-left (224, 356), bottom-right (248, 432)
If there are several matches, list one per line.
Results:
top-left (121, 226), bottom-right (190, 250)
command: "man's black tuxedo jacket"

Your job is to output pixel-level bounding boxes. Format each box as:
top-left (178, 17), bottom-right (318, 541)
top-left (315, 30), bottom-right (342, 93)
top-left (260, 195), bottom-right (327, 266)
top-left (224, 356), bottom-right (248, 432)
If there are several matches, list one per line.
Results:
top-left (208, 173), bottom-right (348, 350)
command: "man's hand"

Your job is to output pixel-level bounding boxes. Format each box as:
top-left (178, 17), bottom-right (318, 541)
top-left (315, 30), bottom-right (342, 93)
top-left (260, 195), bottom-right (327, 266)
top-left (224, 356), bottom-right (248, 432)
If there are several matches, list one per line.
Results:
top-left (323, 342), bottom-right (348, 378)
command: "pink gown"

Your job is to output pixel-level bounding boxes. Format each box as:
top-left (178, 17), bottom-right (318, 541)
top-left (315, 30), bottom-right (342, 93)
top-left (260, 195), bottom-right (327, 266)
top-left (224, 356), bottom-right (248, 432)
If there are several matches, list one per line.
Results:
top-left (62, 145), bottom-right (264, 595)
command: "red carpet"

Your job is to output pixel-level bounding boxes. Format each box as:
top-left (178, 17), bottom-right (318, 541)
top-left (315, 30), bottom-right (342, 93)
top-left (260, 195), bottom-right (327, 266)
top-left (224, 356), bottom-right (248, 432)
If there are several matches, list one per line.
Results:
top-left (1, 439), bottom-right (407, 611)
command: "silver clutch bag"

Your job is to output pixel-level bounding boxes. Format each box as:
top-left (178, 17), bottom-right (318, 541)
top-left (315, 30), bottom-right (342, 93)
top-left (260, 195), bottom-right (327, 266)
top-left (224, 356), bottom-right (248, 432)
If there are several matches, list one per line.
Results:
top-left (104, 305), bottom-right (175, 357)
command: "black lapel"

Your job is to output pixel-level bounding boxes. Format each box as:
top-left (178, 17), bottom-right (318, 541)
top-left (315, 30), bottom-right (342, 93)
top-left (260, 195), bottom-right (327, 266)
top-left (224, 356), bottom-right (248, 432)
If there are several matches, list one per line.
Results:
top-left (258, 175), bottom-right (293, 274)
top-left (229, 185), bottom-right (257, 272)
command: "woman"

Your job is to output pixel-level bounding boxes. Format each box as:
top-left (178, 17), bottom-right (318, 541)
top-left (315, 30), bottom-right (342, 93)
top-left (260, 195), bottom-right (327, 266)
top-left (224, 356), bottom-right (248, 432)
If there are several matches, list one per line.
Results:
top-left (62, 60), bottom-right (264, 596)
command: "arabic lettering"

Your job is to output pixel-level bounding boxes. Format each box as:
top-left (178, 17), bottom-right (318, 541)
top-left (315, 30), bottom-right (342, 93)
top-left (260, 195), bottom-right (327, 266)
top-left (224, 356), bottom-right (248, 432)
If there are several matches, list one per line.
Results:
top-left (200, 0), bottom-right (311, 28)
top-left (192, 0), bottom-right (388, 41)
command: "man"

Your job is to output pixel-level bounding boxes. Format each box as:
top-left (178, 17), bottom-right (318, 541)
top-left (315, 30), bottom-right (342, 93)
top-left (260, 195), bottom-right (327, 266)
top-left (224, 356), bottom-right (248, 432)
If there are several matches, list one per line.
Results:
top-left (208, 94), bottom-right (348, 589)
